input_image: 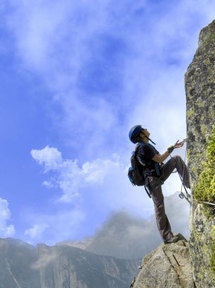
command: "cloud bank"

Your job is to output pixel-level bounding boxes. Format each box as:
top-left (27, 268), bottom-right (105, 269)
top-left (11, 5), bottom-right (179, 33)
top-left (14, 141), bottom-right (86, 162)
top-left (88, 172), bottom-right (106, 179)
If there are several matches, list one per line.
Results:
top-left (4, 0), bottom-right (215, 161)
top-left (2, 0), bottom-right (214, 245)
top-left (0, 198), bottom-right (15, 237)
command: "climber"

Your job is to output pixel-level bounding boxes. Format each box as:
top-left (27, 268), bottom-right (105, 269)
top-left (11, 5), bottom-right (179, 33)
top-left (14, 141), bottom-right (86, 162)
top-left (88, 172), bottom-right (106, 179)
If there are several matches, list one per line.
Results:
top-left (128, 125), bottom-right (191, 244)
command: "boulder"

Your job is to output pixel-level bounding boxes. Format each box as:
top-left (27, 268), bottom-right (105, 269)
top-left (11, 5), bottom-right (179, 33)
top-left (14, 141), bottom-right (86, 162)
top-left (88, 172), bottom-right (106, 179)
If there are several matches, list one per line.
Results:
top-left (131, 240), bottom-right (195, 288)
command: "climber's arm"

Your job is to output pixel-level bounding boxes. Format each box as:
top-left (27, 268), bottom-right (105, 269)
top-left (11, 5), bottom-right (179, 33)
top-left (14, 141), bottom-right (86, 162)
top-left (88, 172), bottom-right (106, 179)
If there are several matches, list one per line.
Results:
top-left (152, 151), bottom-right (170, 163)
top-left (152, 140), bottom-right (184, 163)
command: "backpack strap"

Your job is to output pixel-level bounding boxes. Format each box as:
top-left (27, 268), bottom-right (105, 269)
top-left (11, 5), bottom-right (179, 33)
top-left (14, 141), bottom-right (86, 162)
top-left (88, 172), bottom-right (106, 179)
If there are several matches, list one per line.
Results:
top-left (144, 185), bottom-right (151, 198)
top-left (135, 142), bottom-right (147, 166)
top-left (136, 142), bottom-right (161, 178)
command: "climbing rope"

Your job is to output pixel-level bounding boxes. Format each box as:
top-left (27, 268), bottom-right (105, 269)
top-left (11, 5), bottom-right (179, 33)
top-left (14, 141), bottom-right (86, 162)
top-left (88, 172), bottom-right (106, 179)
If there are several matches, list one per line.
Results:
top-left (195, 199), bottom-right (215, 206)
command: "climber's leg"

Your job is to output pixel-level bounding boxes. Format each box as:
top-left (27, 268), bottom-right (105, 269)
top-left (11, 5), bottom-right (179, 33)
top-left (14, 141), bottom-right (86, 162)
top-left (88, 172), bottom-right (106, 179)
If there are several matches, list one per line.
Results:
top-left (150, 182), bottom-right (173, 241)
top-left (160, 156), bottom-right (190, 188)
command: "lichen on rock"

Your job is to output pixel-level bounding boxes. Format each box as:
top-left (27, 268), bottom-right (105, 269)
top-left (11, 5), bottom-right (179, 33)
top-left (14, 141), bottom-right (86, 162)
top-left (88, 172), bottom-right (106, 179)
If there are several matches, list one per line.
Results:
top-left (189, 204), bottom-right (215, 287)
top-left (186, 20), bottom-right (215, 288)
top-left (186, 20), bottom-right (215, 180)
top-left (194, 127), bottom-right (215, 203)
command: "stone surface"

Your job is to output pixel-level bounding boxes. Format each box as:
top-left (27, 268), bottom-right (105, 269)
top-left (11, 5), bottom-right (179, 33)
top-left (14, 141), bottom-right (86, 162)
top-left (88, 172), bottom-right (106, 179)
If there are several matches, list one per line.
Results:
top-left (186, 20), bottom-right (215, 179)
top-left (131, 240), bottom-right (195, 288)
top-left (189, 205), bottom-right (215, 288)
top-left (185, 20), bottom-right (215, 287)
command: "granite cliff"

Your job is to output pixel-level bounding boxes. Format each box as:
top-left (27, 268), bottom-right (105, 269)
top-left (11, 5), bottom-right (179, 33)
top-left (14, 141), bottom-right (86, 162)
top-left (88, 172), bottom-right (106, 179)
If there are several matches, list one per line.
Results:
top-left (131, 240), bottom-right (195, 288)
top-left (130, 20), bottom-right (215, 288)
top-left (186, 19), bottom-right (215, 287)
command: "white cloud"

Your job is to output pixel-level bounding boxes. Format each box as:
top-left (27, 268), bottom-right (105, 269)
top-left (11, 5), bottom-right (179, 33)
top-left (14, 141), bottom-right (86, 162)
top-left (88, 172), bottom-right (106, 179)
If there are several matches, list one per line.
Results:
top-left (6, 1), bottom-right (73, 69)
top-left (24, 208), bottom-right (85, 244)
top-left (85, 194), bottom-right (190, 259)
top-left (42, 180), bottom-right (55, 188)
top-left (31, 145), bottom-right (62, 171)
top-left (31, 145), bottom-right (184, 220)
top-left (0, 198), bottom-right (15, 237)
top-left (131, 70), bottom-right (187, 148)
top-left (32, 249), bottom-right (59, 270)
top-left (4, 0), bottom-right (214, 244)
top-left (31, 146), bottom-right (129, 203)
top-left (4, 0), bottom-right (215, 161)
top-left (5, 0), bottom-right (109, 84)
top-left (25, 224), bottom-right (48, 240)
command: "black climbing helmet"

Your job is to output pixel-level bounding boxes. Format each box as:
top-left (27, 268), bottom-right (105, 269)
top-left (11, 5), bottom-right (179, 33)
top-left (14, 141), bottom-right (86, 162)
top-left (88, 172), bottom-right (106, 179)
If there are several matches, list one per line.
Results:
top-left (129, 125), bottom-right (143, 143)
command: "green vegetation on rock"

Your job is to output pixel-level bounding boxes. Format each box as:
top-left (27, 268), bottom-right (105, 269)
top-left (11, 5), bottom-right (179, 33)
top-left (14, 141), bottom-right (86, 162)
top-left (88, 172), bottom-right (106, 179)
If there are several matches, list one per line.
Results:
top-left (186, 20), bottom-right (215, 288)
top-left (191, 127), bottom-right (215, 284)
top-left (194, 127), bottom-right (215, 203)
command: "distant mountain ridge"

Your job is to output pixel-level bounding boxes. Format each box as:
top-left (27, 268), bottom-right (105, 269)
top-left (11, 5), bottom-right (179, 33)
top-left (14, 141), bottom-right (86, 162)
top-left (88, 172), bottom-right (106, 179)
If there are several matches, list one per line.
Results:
top-left (0, 238), bottom-right (138, 288)
top-left (0, 191), bottom-right (190, 288)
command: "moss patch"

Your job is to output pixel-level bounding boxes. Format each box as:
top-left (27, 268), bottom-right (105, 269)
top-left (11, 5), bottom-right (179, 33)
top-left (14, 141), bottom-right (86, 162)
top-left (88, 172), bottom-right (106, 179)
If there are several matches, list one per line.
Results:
top-left (192, 128), bottom-right (215, 284)
top-left (194, 127), bottom-right (215, 203)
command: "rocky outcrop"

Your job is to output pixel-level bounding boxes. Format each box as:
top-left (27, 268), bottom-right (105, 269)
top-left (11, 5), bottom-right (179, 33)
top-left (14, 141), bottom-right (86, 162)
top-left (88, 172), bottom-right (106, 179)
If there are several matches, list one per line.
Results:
top-left (131, 240), bottom-right (195, 288)
top-left (0, 238), bottom-right (138, 288)
top-left (186, 20), bottom-right (215, 288)
top-left (186, 20), bottom-right (215, 180)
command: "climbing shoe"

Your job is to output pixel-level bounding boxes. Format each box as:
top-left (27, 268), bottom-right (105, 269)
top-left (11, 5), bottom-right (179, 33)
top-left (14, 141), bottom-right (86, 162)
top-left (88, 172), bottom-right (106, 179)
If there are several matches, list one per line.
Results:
top-left (164, 233), bottom-right (187, 244)
top-left (164, 234), bottom-right (181, 244)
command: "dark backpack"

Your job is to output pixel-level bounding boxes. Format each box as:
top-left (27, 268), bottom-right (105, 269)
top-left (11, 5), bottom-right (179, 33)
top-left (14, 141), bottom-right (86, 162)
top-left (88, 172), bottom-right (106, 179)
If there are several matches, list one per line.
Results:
top-left (128, 150), bottom-right (146, 186)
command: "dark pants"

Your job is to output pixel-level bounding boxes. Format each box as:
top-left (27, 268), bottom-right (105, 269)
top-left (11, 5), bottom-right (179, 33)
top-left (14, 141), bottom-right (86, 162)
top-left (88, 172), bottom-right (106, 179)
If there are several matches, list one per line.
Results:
top-left (147, 156), bottom-right (190, 241)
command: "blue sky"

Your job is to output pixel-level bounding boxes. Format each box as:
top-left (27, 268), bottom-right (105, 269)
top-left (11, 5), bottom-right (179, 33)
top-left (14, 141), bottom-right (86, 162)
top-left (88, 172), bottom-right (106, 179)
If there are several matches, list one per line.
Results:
top-left (0, 0), bottom-right (214, 244)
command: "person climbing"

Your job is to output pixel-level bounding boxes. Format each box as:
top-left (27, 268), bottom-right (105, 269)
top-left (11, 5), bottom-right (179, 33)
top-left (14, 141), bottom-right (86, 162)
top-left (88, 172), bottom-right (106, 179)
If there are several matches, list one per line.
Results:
top-left (128, 125), bottom-right (191, 244)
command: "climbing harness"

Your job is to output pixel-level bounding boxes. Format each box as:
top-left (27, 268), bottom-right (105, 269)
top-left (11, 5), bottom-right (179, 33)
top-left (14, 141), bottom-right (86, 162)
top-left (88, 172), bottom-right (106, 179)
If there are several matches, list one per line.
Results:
top-left (179, 192), bottom-right (190, 203)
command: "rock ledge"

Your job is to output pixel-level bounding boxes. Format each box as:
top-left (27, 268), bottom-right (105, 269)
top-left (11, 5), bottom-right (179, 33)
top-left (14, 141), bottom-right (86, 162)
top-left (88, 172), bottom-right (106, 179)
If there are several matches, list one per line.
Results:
top-left (131, 240), bottom-right (195, 288)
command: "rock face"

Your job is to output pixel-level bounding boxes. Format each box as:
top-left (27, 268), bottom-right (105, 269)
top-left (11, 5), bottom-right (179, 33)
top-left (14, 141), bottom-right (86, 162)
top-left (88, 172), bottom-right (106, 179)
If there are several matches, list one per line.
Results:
top-left (186, 20), bottom-right (215, 178)
top-left (131, 240), bottom-right (195, 288)
top-left (0, 238), bottom-right (138, 288)
top-left (185, 20), bottom-right (215, 287)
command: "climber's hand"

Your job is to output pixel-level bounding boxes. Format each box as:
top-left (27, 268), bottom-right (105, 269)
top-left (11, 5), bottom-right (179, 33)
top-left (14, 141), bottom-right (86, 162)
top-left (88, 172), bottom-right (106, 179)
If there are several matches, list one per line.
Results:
top-left (174, 140), bottom-right (184, 149)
